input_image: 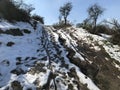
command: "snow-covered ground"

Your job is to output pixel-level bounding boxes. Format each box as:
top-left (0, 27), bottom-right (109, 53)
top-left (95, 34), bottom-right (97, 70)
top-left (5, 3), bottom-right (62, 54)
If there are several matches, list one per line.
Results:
top-left (70, 27), bottom-right (120, 62)
top-left (0, 21), bottom-right (120, 90)
top-left (0, 21), bottom-right (44, 89)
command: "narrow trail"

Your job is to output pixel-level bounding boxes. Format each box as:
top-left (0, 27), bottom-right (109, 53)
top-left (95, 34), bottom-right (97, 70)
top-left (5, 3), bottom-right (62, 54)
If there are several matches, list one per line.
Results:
top-left (38, 26), bottom-right (100, 90)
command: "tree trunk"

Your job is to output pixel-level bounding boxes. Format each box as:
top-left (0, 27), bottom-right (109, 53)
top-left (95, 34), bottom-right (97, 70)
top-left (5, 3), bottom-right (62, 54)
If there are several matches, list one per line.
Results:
top-left (94, 19), bottom-right (97, 31)
top-left (93, 18), bottom-right (97, 34)
top-left (64, 17), bottom-right (67, 25)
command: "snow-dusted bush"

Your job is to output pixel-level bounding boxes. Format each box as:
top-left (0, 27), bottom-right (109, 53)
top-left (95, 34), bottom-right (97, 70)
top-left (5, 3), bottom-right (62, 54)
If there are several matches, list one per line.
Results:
top-left (32, 14), bottom-right (44, 24)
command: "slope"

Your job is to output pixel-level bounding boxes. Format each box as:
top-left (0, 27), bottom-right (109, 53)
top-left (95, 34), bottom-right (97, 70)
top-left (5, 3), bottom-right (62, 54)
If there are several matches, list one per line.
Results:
top-left (0, 20), bottom-right (120, 90)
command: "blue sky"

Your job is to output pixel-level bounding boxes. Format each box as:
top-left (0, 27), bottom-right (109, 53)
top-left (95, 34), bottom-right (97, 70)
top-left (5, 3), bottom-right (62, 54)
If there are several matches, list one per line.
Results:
top-left (24, 0), bottom-right (120, 25)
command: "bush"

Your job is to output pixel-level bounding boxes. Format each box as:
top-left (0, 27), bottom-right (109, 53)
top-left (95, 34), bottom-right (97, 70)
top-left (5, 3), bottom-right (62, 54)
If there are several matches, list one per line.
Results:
top-left (0, 0), bottom-right (31, 22)
top-left (110, 33), bottom-right (120, 45)
top-left (53, 21), bottom-right (72, 29)
top-left (76, 23), bottom-right (93, 32)
top-left (77, 22), bottom-right (114, 35)
top-left (83, 24), bottom-right (92, 32)
top-left (102, 19), bottom-right (120, 45)
top-left (76, 18), bottom-right (93, 33)
top-left (95, 24), bottom-right (112, 34)
top-left (32, 14), bottom-right (44, 24)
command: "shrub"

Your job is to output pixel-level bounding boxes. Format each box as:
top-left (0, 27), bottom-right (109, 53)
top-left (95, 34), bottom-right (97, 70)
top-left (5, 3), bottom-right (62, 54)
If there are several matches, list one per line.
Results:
top-left (32, 14), bottom-right (44, 24)
top-left (95, 24), bottom-right (112, 34)
top-left (0, 0), bottom-right (31, 22)
top-left (76, 18), bottom-right (93, 33)
top-left (77, 22), bottom-right (114, 35)
top-left (53, 21), bottom-right (72, 29)
top-left (76, 23), bottom-right (93, 32)
top-left (103, 19), bottom-right (120, 45)
top-left (83, 24), bottom-right (93, 32)
top-left (110, 33), bottom-right (120, 45)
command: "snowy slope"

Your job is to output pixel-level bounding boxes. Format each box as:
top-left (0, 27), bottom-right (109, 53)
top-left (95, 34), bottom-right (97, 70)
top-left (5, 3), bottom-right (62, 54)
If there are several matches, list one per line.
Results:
top-left (0, 21), bottom-right (44, 89)
top-left (0, 21), bottom-right (120, 90)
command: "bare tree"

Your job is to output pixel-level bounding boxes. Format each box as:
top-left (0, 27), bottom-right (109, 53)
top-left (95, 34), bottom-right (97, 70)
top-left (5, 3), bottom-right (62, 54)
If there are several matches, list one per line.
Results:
top-left (104, 19), bottom-right (120, 31)
top-left (59, 2), bottom-right (72, 25)
top-left (88, 4), bottom-right (104, 33)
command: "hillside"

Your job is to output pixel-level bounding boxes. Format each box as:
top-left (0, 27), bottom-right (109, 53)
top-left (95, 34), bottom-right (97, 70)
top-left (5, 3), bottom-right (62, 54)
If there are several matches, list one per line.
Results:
top-left (0, 20), bottom-right (120, 90)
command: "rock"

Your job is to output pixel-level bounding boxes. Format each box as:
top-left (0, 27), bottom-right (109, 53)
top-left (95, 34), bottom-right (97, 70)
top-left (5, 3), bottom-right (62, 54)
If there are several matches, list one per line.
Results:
top-left (6, 42), bottom-right (15, 47)
top-left (11, 81), bottom-right (22, 90)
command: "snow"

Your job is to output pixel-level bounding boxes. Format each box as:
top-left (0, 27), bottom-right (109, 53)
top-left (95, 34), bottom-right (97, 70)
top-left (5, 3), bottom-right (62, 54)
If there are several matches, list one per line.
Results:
top-left (0, 21), bottom-right (16, 30)
top-left (24, 69), bottom-right (50, 87)
top-left (0, 20), bottom-right (34, 31)
top-left (103, 45), bottom-right (120, 62)
top-left (47, 27), bottom-right (100, 90)
top-left (0, 20), bottom-right (119, 90)
top-left (57, 29), bottom-right (85, 61)
top-left (72, 27), bottom-right (120, 62)
top-left (100, 33), bottom-right (112, 39)
top-left (0, 21), bottom-right (42, 89)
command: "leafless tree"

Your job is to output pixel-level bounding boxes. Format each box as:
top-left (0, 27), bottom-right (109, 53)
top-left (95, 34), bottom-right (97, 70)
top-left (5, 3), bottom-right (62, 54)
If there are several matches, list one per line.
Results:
top-left (59, 2), bottom-right (72, 25)
top-left (88, 4), bottom-right (104, 33)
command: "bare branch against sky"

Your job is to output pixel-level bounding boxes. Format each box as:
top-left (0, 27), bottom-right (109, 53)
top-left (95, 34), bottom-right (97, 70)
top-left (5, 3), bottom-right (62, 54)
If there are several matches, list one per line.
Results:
top-left (24, 0), bottom-right (120, 25)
